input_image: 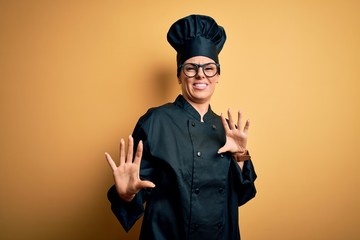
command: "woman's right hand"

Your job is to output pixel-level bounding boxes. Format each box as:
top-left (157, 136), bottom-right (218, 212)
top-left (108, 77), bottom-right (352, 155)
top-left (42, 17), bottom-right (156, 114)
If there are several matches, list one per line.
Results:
top-left (105, 135), bottom-right (155, 202)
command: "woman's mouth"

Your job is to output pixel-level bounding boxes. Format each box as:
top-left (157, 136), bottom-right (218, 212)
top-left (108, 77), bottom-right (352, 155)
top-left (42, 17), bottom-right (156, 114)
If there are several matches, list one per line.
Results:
top-left (193, 83), bottom-right (207, 90)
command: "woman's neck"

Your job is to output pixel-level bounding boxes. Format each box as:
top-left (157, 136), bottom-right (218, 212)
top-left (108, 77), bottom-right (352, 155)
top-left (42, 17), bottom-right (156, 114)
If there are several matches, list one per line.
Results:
top-left (189, 101), bottom-right (210, 122)
top-left (181, 95), bottom-right (211, 122)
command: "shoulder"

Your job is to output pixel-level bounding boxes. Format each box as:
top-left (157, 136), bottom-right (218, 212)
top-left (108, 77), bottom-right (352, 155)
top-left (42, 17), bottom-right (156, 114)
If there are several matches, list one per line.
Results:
top-left (135, 102), bottom-right (178, 128)
top-left (140, 103), bottom-right (175, 120)
top-left (132, 102), bottom-right (179, 140)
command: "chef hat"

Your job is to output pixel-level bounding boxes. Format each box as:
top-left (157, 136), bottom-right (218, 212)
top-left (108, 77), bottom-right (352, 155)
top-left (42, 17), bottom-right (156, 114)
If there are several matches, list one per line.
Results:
top-left (167, 14), bottom-right (227, 66)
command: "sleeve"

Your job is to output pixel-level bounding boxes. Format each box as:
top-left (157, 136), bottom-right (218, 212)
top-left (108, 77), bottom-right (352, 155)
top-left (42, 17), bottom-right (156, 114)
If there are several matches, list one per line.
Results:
top-left (107, 185), bottom-right (145, 232)
top-left (231, 159), bottom-right (257, 206)
top-left (106, 110), bottom-right (157, 232)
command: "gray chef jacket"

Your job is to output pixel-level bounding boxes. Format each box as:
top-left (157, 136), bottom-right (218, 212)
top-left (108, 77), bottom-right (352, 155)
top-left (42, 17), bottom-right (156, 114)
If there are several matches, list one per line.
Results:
top-left (108, 95), bottom-right (257, 240)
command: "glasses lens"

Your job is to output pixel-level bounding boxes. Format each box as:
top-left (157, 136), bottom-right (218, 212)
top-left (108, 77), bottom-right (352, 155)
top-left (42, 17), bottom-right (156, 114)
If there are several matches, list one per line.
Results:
top-left (183, 63), bottom-right (197, 77)
top-left (182, 63), bottom-right (218, 78)
top-left (203, 63), bottom-right (217, 77)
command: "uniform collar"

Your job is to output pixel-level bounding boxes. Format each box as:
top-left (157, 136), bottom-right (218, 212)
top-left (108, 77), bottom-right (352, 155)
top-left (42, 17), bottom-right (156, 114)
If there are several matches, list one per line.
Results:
top-left (174, 95), bottom-right (216, 122)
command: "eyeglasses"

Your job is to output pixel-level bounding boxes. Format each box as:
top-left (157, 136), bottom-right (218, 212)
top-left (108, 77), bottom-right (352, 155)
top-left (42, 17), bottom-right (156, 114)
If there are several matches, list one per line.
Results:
top-left (179, 62), bottom-right (220, 78)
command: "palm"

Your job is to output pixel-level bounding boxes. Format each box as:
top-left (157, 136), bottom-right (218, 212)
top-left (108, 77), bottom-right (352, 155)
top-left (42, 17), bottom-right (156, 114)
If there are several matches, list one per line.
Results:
top-left (105, 136), bottom-right (155, 201)
top-left (218, 110), bottom-right (249, 154)
top-left (113, 158), bottom-right (142, 197)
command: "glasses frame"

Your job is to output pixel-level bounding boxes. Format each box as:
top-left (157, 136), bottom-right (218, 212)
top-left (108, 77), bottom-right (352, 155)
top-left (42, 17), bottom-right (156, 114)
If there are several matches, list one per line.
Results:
top-left (178, 62), bottom-right (220, 78)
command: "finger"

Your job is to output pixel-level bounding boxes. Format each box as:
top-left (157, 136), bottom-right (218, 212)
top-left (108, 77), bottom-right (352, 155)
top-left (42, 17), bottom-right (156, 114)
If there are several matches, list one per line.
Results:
top-left (133, 140), bottom-right (143, 165)
top-left (119, 138), bottom-right (126, 165)
top-left (138, 180), bottom-right (156, 189)
top-left (126, 135), bottom-right (134, 163)
top-left (227, 109), bottom-right (235, 129)
top-left (237, 110), bottom-right (242, 130)
top-left (220, 113), bottom-right (230, 132)
top-left (243, 119), bottom-right (250, 134)
top-left (105, 152), bottom-right (118, 171)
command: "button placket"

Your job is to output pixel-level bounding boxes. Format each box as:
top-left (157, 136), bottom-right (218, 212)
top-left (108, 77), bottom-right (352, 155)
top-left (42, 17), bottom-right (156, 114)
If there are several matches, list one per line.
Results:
top-left (194, 223), bottom-right (199, 230)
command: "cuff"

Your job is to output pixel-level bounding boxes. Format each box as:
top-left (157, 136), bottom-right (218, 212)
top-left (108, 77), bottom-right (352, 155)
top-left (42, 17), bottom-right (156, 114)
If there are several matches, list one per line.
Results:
top-left (232, 150), bottom-right (251, 162)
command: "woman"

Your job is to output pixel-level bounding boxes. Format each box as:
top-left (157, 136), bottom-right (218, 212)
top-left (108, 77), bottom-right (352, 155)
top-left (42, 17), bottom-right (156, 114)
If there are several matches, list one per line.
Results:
top-left (105, 14), bottom-right (257, 240)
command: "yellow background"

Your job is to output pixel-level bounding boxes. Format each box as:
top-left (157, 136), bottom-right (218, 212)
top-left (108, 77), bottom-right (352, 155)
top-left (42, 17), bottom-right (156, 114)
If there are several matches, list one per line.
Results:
top-left (1, 0), bottom-right (359, 239)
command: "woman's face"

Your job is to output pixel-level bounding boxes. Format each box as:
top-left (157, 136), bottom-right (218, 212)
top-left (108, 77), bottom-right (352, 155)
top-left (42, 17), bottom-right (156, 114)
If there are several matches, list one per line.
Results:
top-left (178, 56), bottom-right (220, 106)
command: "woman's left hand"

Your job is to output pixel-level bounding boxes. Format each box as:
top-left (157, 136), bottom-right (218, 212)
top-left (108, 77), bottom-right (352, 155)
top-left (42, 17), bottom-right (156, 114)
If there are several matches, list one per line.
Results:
top-left (218, 109), bottom-right (250, 155)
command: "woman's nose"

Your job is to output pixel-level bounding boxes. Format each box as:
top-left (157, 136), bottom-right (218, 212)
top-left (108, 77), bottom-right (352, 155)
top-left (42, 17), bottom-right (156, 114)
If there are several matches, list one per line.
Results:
top-left (195, 66), bottom-right (205, 78)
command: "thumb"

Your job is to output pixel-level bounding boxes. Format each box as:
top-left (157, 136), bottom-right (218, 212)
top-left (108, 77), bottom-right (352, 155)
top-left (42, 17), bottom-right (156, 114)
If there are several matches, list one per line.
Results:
top-left (139, 180), bottom-right (156, 189)
top-left (217, 145), bottom-right (229, 154)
